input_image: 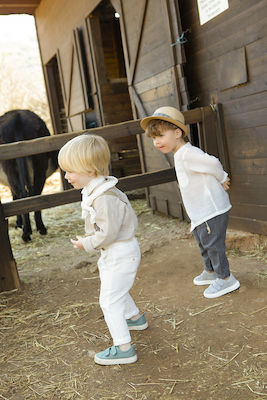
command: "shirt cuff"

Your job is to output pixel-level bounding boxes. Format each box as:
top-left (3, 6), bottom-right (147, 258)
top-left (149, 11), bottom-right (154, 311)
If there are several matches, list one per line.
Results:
top-left (220, 171), bottom-right (228, 184)
top-left (80, 237), bottom-right (97, 253)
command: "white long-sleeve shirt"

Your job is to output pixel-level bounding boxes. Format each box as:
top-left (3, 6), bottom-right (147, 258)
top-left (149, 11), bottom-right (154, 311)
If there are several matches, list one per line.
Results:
top-left (80, 176), bottom-right (138, 253)
top-left (174, 143), bottom-right (231, 231)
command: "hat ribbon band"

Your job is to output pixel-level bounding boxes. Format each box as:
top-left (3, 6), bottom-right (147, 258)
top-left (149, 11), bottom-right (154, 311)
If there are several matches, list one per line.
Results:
top-left (152, 112), bottom-right (172, 118)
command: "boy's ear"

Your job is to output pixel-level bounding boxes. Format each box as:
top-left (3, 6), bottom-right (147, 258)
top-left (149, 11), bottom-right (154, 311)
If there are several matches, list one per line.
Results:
top-left (88, 169), bottom-right (96, 176)
top-left (175, 128), bottom-right (183, 138)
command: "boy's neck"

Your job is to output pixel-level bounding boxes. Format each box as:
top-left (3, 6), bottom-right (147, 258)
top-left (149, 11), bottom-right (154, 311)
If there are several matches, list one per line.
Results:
top-left (173, 140), bottom-right (187, 154)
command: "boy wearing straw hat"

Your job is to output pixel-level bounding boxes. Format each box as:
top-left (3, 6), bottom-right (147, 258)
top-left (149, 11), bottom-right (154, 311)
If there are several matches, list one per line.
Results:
top-left (141, 106), bottom-right (240, 298)
top-left (58, 134), bottom-right (147, 365)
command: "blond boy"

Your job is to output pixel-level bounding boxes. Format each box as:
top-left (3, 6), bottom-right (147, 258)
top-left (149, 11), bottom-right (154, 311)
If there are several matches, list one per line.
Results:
top-left (58, 134), bottom-right (147, 365)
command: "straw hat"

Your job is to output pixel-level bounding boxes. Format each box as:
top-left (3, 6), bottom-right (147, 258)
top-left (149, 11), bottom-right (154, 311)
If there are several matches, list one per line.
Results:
top-left (140, 106), bottom-right (188, 135)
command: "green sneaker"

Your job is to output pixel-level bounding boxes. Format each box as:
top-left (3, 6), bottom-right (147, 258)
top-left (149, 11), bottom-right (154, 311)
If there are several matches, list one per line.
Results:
top-left (94, 345), bottom-right (137, 365)
top-left (126, 313), bottom-right (148, 331)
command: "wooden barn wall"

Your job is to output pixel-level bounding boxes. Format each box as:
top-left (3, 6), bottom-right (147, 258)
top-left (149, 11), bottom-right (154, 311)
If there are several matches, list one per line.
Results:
top-left (34, 0), bottom-right (143, 179)
top-left (114, 0), bottom-right (190, 219)
top-left (35, 0), bottom-right (100, 131)
top-left (179, 0), bottom-right (267, 235)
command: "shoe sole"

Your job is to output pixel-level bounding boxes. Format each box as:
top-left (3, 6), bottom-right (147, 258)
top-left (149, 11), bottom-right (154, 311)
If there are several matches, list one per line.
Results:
top-left (193, 279), bottom-right (216, 286)
top-left (128, 322), bottom-right (148, 331)
top-left (94, 354), bottom-right (138, 365)
top-left (204, 281), bottom-right (240, 299)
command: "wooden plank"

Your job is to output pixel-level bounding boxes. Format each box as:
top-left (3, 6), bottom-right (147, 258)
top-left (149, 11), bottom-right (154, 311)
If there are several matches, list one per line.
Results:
top-left (128, 0), bottom-right (148, 86)
top-left (0, 2), bottom-right (39, 15)
top-left (164, 0), bottom-right (186, 65)
top-left (0, 203), bottom-right (20, 291)
top-left (218, 47), bottom-right (247, 91)
top-left (225, 107), bottom-right (267, 131)
top-left (57, 49), bottom-right (74, 132)
top-left (221, 92), bottom-right (267, 116)
top-left (185, 53), bottom-right (267, 105)
top-left (2, 168), bottom-right (177, 217)
top-left (56, 49), bottom-right (67, 104)
top-left (85, 15), bottom-right (105, 125)
top-left (0, 119), bottom-right (143, 161)
top-left (73, 29), bottom-right (89, 111)
top-left (214, 103), bottom-right (230, 174)
top-left (0, 106), bottom-right (210, 159)
top-left (229, 216), bottom-right (267, 235)
top-left (2, 189), bottom-right (81, 218)
top-left (44, 58), bottom-right (64, 134)
top-left (229, 126), bottom-right (267, 159)
top-left (231, 203), bottom-right (267, 221)
top-left (135, 68), bottom-right (173, 94)
top-left (181, 0), bottom-right (267, 61)
top-left (230, 158), bottom-right (267, 175)
top-left (111, 155), bottom-right (140, 168)
top-left (184, 31), bottom-right (267, 89)
top-left (67, 44), bottom-right (74, 118)
top-left (230, 174), bottom-right (267, 204)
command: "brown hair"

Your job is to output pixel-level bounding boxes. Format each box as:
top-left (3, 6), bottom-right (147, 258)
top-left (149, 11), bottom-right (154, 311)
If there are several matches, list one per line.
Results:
top-left (145, 119), bottom-right (189, 141)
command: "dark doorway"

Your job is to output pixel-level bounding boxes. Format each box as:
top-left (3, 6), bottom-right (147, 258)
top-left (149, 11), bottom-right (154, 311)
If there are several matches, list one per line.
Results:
top-left (87, 0), bottom-right (141, 177)
top-left (45, 56), bottom-right (68, 134)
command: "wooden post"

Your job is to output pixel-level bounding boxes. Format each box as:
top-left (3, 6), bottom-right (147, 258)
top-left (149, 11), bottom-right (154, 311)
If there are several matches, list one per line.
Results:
top-left (215, 103), bottom-right (231, 175)
top-left (0, 202), bottom-right (20, 292)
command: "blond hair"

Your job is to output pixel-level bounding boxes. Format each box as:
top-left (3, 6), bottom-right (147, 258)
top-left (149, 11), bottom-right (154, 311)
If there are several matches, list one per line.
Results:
top-left (58, 134), bottom-right (110, 176)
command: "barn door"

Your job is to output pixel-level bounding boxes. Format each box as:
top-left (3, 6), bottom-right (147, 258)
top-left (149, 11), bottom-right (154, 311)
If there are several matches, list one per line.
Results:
top-left (85, 0), bottom-right (141, 178)
top-left (111, 0), bottom-right (190, 219)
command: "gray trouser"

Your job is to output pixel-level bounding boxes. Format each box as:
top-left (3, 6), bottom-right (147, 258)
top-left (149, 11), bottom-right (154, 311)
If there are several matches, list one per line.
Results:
top-left (192, 211), bottom-right (230, 279)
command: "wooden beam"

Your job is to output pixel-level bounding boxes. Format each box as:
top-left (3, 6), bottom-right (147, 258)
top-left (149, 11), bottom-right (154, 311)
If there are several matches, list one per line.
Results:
top-left (0, 0), bottom-right (40, 15)
top-left (214, 103), bottom-right (231, 174)
top-left (0, 106), bottom-right (212, 161)
top-left (0, 119), bottom-right (142, 161)
top-left (2, 168), bottom-right (177, 217)
top-left (67, 44), bottom-right (75, 119)
top-left (128, 0), bottom-right (149, 86)
top-left (229, 216), bottom-right (267, 236)
top-left (0, 203), bottom-right (20, 291)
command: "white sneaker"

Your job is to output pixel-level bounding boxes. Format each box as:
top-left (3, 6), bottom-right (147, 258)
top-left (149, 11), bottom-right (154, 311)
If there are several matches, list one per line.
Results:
top-left (204, 274), bottom-right (240, 298)
top-left (193, 270), bottom-right (216, 286)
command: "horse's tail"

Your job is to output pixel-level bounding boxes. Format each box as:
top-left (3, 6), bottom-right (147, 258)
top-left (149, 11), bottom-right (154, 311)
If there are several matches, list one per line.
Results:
top-left (13, 113), bottom-right (33, 198)
top-left (15, 157), bottom-right (32, 198)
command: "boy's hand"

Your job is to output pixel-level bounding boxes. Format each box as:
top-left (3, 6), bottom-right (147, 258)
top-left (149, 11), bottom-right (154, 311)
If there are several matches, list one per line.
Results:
top-left (222, 177), bottom-right (230, 191)
top-left (70, 236), bottom-right (84, 250)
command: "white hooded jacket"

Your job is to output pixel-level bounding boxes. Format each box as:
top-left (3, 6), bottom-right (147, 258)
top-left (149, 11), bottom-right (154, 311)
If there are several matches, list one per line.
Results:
top-left (80, 176), bottom-right (138, 252)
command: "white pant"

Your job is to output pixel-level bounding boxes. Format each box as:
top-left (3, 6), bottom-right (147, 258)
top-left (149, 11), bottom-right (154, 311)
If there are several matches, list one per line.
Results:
top-left (98, 237), bottom-right (140, 346)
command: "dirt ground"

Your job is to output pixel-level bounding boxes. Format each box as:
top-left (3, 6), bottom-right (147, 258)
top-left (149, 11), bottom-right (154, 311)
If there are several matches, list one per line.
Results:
top-left (0, 173), bottom-right (266, 400)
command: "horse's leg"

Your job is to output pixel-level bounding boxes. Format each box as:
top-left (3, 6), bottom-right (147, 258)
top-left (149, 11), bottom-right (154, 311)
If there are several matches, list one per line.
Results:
top-left (12, 193), bottom-right (22, 229)
top-left (21, 213), bottom-right (32, 242)
top-left (33, 159), bottom-right (47, 235)
top-left (4, 161), bottom-right (32, 242)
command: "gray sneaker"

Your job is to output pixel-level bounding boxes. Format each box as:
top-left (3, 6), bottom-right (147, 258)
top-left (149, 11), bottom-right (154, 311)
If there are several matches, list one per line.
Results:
top-left (193, 270), bottom-right (216, 286)
top-left (204, 274), bottom-right (240, 298)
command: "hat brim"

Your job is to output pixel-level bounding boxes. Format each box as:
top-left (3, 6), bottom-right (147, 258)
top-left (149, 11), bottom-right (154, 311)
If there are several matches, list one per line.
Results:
top-left (140, 116), bottom-right (189, 136)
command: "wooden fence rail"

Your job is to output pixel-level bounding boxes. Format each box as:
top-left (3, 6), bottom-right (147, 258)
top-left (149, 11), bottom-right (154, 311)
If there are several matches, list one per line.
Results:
top-left (0, 106), bottom-right (216, 292)
top-left (0, 108), bottom-right (208, 161)
top-left (2, 168), bottom-right (177, 217)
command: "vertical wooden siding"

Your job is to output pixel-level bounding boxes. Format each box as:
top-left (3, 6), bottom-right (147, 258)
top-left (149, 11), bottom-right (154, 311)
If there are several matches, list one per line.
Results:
top-left (179, 0), bottom-right (267, 234)
top-left (112, 0), bottom-right (191, 219)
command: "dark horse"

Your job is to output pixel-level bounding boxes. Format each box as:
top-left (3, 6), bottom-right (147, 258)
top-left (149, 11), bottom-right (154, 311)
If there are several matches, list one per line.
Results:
top-left (0, 110), bottom-right (58, 242)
